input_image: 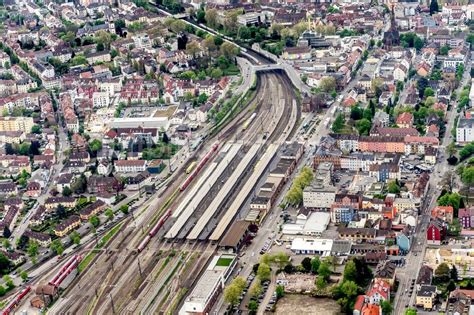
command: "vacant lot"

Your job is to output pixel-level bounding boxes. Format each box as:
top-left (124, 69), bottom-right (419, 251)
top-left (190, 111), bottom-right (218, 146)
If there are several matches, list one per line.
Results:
top-left (273, 294), bottom-right (340, 315)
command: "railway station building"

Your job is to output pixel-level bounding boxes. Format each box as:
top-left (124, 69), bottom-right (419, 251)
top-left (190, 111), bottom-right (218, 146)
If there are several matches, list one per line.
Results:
top-left (179, 254), bottom-right (236, 315)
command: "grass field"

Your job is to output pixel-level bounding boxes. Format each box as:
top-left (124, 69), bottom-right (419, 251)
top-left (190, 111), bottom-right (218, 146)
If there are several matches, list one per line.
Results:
top-left (216, 257), bottom-right (233, 267)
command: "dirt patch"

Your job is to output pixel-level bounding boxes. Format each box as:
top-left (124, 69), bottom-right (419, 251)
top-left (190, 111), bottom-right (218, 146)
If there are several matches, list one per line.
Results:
top-left (272, 294), bottom-right (341, 315)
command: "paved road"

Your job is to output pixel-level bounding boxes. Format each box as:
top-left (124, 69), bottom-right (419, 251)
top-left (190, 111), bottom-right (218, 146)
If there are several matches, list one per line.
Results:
top-left (393, 63), bottom-right (471, 313)
top-left (12, 124), bottom-right (69, 250)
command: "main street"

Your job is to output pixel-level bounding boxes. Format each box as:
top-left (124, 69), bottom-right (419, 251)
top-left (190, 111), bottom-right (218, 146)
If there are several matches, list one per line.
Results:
top-left (393, 63), bottom-right (471, 313)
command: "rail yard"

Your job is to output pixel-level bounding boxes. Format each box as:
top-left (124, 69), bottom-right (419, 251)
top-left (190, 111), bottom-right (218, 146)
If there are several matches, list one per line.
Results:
top-left (39, 67), bottom-right (301, 314)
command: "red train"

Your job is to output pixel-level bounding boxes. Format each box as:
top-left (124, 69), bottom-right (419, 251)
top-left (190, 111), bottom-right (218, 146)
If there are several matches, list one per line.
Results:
top-left (49, 255), bottom-right (78, 286)
top-left (2, 286), bottom-right (31, 315)
top-left (48, 255), bottom-right (82, 288)
top-left (137, 142), bottom-right (220, 252)
top-left (52, 259), bottom-right (80, 287)
top-left (137, 209), bottom-right (172, 252)
top-left (179, 143), bottom-right (219, 192)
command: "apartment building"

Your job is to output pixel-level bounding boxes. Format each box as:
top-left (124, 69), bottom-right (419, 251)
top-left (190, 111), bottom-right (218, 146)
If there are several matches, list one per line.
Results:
top-left (0, 117), bottom-right (34, 133)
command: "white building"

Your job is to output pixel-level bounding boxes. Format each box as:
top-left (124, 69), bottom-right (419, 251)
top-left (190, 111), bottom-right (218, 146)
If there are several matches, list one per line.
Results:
top-left (290, 238), bottom-right (333, 256)
top-left (456, 117), bottom-right (474, 144)
top-left (282, 212), bottom-right (330, 237)
top-left (470, 79), bottom-right (474, 104)
top-left (133, 33), bottom-right (152, 49)
top-left (92, 91), bottom-right (110, 108)
top-left (303, 182), bottom-right (336, 209)
top-left (114, 160), bottom-right (147, 173)
top-left (179, 254), bottom-right (236, 315)
top-left (109, 117), bottom-right (169, 130)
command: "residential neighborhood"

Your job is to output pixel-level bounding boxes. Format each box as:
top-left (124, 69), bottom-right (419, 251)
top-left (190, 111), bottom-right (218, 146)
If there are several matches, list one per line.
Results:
top-left (0, 0), bottom-right (473, 314)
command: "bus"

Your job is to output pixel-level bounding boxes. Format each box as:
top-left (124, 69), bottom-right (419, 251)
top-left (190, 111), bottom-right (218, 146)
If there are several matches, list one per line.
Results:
top-left (185, 161), bottom-right (197, 174)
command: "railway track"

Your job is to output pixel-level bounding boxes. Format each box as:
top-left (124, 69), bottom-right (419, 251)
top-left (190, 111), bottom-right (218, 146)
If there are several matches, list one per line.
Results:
top-left (49, 60), bottom-right (300, 315)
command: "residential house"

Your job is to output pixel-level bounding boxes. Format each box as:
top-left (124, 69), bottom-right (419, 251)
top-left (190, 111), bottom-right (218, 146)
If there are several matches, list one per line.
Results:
top-left (0, 181), bottom-right (17, 196)
top-left (396, 112), bottom-right (414, 128)
top-left (431, 206), bottom-right (454, 224)
top-left (416, 265), bottom-right (433, 291)
top-left (416, 285), bottom-right (437, 310)
top-left (23, 230), bottom-right (51, 247)
top-left (87, 176), bottom-right (120, 194)
top-left (366, 279), bottom-right (390, 305)
top-left (79, 200), bottom-right (107, 220)
top-left (26, 181), bottom-right (41, 198)
top-left (54, 215), bottom-right (81, 237)
top-left (459, 207), bottom-right (474, 228)
top-left (114, 160), bottom-right (147, 173)
top-left (56, 173), bottom-right (75, 194)
top-left (374, 260), bottom-right (396, 287)
top-left (456, 117), bottom-right (474, 144)
top-left (44, 197), bottom-right (77, 211)
top-left (448, 289), bottom-right (474, 315)
top-left (427, 219), bottom-right (447, 245)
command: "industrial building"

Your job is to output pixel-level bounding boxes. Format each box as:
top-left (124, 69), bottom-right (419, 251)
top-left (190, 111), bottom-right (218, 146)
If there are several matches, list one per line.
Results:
top-left (179, 254), bottom-right (237, 315)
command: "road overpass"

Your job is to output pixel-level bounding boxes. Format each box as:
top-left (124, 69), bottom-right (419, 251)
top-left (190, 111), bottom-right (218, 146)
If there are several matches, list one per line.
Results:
top-left (154, 6), bottom-right (311, 96)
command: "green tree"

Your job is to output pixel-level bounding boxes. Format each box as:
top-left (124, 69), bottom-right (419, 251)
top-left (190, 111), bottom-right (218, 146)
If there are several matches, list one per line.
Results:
top-left (249, 281), bottom-right (262, 298)
top-left (27, 241), bottom-right (38, 259)
top-left (248, 300), bottom-right (258, 312)
top-left (451, 265), bottom-right (458, 280)
top-left (343, 260), bottom-right (357, 282)
top-left (462, 167), bottom-right (474, 186)
top-left (350, 106), bottom-right (363, 120)
top-left (89, 139), bottom-right (102, 153)
top-left (332, 113), bottom-right (345, 133)
top-left (89, 215), bottom-right (100, 228)
top-left (69, 231), bottom-right (81, 245)
top-left (340, 280), bottom-right (358, 297)
top-left (31, 125), bottom-right (41, 134)
top-left (387, 180), bottom-right (401, 194)
top-left (196, 9), bottom-right (206, 23)
top-left (276, 285), bottom-right (285, 298)
top-left (356, 118), bottom-right (372, 135)
top-left (424, 87), bottom-right (435, 98)
top-left (301, 257), bottom-right (312, 273)
top-left (205, 9), bottom-right (218, 29)
top-left (224, 283), bottom-right (241, 305)
top-left (238, 26), bottom-right (251, 40)
top-left (120, 204), bottom-right (129, 214)
top-left (220, 42), bottom-right (239, 60)
top-left (0, 253), bottom-right (9, 275)
top-left (320, 77), bottom-right (336, 93)
top-left (438, 192), bottom-right (461, 211)
top-left (233, 276), bottom-right (246, 291)
top-left (105, 208), bottom-right (114, 221)
top-left (317, 261), bottom-right (331, 281)
top-left (2, 275), bottom-right (13, 289)
top-left (439, 45), bottom-right (450, 56)
top-left (62, 186), bottom-right (72, 197)
top-left (311, 257), bottom-right (321, 274)
top-left (2, 240), bottom-right (10, 250)
top-left (50, 239), bottom-right (64, 256)
top-left (381, 300), bottom-right (393, 315)
top-left (316, 276), bottom-right (327, 289)
top-left (257, 262), bottom-right (271, 282)
top-left (414, 36), bottom-right (424, 50)
top-left (20, 270), bottom-right (28, 282)
top-left (185, 40), bottom-right (201, 57)
top-left (435, 262), bottom-right (450, 283)
top-left (272, 252), bottom-right (289, 269)
top-left (430, 0), bottom-right (439, 14)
